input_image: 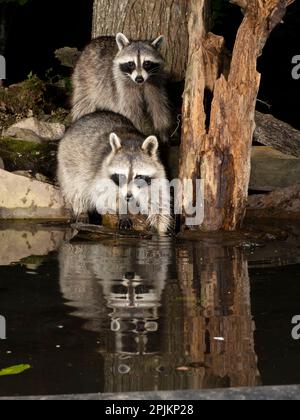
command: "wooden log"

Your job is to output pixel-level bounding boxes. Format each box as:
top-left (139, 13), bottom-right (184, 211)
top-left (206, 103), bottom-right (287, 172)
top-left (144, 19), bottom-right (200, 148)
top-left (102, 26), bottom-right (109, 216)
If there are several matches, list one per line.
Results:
top-left (179, 0), bottom-right (294, 232)
top-left (254, 111), bottom-right (300, 158)
top-left (247, 183), bottom-right (300, 220)
top-left (71, 222), bottom-right (153, 240)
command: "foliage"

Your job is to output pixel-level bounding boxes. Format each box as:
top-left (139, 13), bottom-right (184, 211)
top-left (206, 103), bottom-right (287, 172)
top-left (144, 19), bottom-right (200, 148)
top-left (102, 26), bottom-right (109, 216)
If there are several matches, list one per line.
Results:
top-left (0, 137), bottom-right (58, 178)
top-left (45, 68), bottom-right (72, 94)
top-left (0, 0), bottom-right (31, 5)
top-left (0, 364), bottom-right (31, 376)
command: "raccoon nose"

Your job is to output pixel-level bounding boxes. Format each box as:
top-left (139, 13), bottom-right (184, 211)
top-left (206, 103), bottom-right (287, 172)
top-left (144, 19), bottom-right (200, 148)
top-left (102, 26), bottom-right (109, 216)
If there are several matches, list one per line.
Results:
top-left (135, 76), bottom-right (144, 84)
top-left (126, 193), bottom-right (134, 202)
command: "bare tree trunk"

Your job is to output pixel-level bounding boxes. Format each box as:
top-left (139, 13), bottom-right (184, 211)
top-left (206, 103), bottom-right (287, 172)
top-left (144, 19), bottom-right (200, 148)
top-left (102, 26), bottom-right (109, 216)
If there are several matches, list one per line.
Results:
top-left (179, 0), bottom-right (294, 232)
top-left (92, 0), bottom-right (190, 81)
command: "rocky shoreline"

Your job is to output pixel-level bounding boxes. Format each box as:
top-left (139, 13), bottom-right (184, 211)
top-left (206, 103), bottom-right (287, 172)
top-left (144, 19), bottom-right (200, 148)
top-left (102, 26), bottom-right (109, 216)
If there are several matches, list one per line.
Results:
top-left (1, 76), bottom-right (300, 227)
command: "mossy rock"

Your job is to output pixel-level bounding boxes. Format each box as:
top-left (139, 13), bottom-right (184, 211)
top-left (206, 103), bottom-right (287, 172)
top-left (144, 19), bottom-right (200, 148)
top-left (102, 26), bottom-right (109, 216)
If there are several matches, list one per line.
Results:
top-left (0, 76), bottom-right (46, 118)
top-left (0, 138), bottom-right (58, 180)
top-left (0, 75), bottom-right (71, 130)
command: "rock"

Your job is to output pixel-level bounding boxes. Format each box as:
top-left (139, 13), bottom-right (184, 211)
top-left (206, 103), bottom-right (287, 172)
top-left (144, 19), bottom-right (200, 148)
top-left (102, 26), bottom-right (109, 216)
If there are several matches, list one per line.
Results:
top-left (250, 146), bottom-right (300, 191)
top-left (0, 76), bottom-right (47, 123)
top-left (0, 138), bottom-right (58, 179)
top-left (248, 184), bottom-right (300, 218)
top-left (0, 224), bottom-right (67, 266)
top-left (0, 156), bottom-right (4, 169)
top-left (35, 173), bottom-right (51, 183)
top-left (0, 75), bottom-right (70, 131)
top-left (0, 169), bottom-right (70, 220)
top-left (4, 117), bottom-right (65, 142)
top-left (3, 127), bottom-right (42, 143)
top-left (12, 170), bottom-right (33, 179)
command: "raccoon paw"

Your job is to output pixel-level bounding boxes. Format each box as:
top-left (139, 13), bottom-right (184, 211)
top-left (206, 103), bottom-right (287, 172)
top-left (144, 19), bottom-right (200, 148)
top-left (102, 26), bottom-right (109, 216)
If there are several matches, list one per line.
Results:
top-left (119, 217), bottom-right (133, 231)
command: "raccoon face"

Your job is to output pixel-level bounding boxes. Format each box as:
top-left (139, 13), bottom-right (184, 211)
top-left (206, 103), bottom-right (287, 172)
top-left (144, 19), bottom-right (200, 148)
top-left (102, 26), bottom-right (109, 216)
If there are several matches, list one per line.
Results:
top-left (114, 33), bottom-right (165, 85)
top-left (107, 132), bottom-right (161, 205)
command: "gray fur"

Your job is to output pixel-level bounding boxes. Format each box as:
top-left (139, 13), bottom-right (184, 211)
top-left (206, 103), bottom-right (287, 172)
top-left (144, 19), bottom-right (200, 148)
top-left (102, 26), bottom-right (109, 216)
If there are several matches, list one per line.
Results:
top-left (71, 35), bottom-right (172, 143)
top-left (57, 111), bottom-right (172, 234)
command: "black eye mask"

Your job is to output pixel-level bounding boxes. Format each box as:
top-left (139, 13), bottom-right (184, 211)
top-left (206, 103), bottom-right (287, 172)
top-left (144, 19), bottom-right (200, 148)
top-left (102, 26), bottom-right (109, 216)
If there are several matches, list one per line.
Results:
top-left (143, 61), bottom-right (160, 73)
top-left (111, 174), bottom-right (127, 187)
top-left (135, 175), bottom-right (153, 186)
top-left (120, 62), bottom-right (136, 74)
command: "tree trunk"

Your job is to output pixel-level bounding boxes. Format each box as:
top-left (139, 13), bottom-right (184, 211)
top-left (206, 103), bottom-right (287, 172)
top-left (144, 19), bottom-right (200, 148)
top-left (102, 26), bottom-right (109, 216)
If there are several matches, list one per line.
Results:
top-left (255, 111), bottom-right (300, 158)
top-left (92, 0), bottom-right (190, 81)
top-left (179, 0), bottom-right (294, 232)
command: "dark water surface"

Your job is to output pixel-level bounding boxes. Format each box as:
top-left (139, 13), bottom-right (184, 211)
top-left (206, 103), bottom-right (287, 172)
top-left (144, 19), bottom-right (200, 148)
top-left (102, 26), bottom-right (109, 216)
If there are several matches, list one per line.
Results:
top-left (0, 222), bottom-right (300, 397)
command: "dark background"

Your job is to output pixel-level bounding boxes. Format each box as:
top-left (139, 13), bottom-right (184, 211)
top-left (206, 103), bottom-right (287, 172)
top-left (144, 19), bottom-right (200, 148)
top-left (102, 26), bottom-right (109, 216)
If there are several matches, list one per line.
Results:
top-left (0, 0), bottom-right (299, 129)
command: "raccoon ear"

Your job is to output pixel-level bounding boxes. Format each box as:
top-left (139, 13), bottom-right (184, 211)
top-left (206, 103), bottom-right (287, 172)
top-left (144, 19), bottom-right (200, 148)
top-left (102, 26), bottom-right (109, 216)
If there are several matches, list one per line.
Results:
top-left (152, 35), bottom-right (165, 50)
top-left (142, 136), bottom-right (159, 157)
top-left (116, 33), bottom-right (130, 51)
top-left (109, 133), bottom-right (122, 152)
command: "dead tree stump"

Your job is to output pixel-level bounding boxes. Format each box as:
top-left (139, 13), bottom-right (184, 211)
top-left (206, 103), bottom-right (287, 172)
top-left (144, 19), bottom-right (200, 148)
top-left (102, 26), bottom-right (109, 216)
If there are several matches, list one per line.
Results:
top-left (179, 0), bottom-right (294, 232)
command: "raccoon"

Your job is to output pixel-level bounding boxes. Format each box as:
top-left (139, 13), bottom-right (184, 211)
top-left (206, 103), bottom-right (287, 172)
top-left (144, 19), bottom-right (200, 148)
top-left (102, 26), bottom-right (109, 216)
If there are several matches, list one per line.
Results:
top-left (57, 111), bottom-right (172, 234)
top-left (71, 34), bottom-right (172, 144)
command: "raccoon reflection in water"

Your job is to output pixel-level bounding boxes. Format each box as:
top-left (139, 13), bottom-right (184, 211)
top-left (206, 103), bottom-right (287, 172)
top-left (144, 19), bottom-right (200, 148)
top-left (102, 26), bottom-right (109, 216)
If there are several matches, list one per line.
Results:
top-left (58, 239), bottom-right (260, 392)
top-left (59, 239), bottom-right (173, 356)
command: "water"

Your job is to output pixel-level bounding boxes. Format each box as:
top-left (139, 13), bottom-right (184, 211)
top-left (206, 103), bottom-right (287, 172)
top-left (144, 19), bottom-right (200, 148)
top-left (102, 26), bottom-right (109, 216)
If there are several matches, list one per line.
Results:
top-left (0, 221), bottom-right (300, 397)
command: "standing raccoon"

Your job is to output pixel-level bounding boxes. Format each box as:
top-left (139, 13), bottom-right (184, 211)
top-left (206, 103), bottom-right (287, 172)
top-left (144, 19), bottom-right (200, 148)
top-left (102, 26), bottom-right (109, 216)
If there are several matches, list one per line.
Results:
top-left (72, 34), bottom-right (172, 143)
top-left (57, 111), bottom-right (172, 235)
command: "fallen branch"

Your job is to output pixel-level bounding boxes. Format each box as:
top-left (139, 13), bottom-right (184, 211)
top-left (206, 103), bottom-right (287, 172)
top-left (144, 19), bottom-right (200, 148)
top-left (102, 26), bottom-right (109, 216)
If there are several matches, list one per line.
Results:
top-left (254, 111), bottom-right (300, 158)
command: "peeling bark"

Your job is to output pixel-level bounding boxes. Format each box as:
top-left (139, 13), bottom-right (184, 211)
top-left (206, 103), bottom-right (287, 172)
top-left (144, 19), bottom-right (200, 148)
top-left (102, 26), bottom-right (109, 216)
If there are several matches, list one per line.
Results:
top-left (179, 0), bottom-right (294, 232)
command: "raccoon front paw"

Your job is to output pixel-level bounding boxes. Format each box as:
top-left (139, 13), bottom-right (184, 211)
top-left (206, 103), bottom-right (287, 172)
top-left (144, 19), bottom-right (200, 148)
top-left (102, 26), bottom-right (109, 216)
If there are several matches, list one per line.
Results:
top-left (119, 218), bottom-right (133, 231)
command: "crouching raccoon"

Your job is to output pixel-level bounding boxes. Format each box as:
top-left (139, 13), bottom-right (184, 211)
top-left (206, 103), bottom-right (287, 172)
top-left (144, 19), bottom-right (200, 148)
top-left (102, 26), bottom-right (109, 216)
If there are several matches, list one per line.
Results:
top-left (57, 111), bottom-right (172, 235)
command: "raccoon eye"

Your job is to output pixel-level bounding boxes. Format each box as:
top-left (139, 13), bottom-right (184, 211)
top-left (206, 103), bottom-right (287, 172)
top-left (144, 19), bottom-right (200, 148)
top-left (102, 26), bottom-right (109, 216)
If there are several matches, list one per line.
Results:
top-left (111, 174), bottom-right (127, 187)
top-left (127, 61), bottom-right (135, 69)
top-left (120, 62), bottom-right (136, 74)
top-left (143, 61), bottom-right (152, 69)
top-left (135, 175), bottom-right (152, 186)
top-left (143, 61), bottom-right (159, 72)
